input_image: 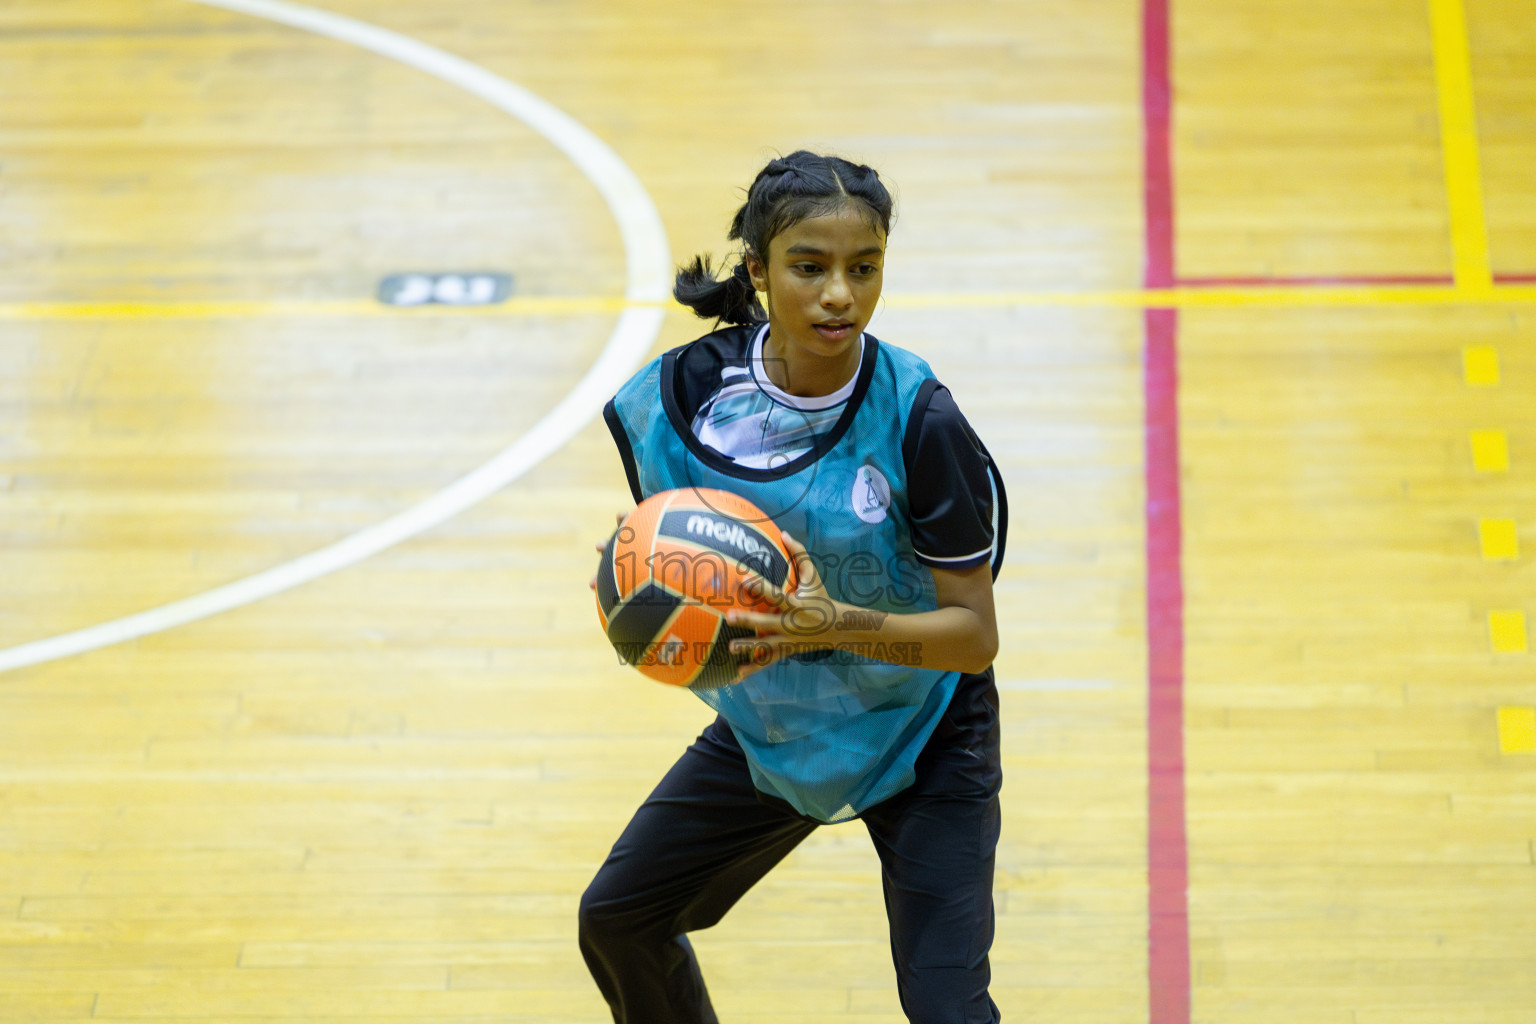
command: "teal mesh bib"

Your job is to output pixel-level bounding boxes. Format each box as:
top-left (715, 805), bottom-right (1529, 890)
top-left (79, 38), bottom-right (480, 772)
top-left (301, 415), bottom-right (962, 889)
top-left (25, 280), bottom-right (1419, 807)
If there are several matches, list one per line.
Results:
top-left (608, 334), bottom-right (962, 823)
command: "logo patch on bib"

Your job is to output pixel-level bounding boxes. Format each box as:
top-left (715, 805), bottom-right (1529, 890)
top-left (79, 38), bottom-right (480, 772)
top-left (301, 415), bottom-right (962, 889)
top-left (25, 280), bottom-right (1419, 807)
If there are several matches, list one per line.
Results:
top-left (852, 465), bottom-right (891, 524)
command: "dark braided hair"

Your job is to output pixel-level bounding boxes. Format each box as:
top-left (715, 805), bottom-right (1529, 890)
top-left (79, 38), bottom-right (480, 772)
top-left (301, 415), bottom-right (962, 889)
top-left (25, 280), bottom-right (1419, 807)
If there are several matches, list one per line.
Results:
top-left (674, 151), bottom-right (896, 326)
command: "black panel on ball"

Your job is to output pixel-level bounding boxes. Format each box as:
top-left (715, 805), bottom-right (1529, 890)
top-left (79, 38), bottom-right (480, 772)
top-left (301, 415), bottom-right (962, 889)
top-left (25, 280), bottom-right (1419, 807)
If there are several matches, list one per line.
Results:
top-left (688, 622), bottom-right (757, 690)
top-left (594, 531), bottom-right (621, 619)
top-left (605, 581), bottom-right (682, 665)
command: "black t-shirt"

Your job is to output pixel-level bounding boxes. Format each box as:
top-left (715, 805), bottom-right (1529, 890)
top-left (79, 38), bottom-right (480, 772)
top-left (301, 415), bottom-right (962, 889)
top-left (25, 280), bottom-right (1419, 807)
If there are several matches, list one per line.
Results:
top-left (904, 383), bottom-right (999, 572)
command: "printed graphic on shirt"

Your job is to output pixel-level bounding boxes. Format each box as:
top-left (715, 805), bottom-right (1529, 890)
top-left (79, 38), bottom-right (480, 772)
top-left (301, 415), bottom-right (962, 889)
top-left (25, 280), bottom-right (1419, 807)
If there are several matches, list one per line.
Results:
top-left (689, 326), bottom-right (860, 469)
top-left (851, 464), bottom-right (891, 524)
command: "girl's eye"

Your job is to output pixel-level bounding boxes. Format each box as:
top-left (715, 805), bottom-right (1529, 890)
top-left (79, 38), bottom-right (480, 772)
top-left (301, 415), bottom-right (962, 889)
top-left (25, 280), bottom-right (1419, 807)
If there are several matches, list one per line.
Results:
top-left (795, 263), bottom-right (821, 275)
top-left (856, 264), bottom-right (880, 276)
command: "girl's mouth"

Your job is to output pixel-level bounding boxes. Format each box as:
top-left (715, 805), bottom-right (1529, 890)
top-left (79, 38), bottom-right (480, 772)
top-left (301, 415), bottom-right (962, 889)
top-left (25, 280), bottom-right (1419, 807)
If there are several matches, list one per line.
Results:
top-left (813, 322), bottom-right (856, 341)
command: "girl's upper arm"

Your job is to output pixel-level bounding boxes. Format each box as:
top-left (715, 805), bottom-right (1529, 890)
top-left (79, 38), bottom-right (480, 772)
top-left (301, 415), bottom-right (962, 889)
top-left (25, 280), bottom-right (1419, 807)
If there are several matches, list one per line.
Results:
top-left (931, 561), bottom-right (999, 668)
top-left (931, 561), bottom-right (996, 623)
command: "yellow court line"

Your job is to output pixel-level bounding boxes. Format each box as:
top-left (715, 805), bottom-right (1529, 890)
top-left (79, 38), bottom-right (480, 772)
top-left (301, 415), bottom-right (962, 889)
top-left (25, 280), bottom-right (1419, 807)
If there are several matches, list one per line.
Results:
top-left (1429, 0), bottom-right (1493, 292)
top-left (0, 296), bottom-right (639, 320)
top-left (884, 284), bottom-right (1536, 310)
top-left (5, 284), bottom-right (1536, 321)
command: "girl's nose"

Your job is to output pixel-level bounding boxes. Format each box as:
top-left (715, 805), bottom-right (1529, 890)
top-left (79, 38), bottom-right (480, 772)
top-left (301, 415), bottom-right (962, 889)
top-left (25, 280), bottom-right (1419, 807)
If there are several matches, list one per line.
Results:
top-left (822, 272), bottom-right (853, 308)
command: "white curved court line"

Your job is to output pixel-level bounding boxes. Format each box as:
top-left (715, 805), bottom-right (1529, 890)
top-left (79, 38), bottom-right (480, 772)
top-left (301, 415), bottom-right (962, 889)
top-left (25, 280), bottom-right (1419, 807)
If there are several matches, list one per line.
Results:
top-left (0, 0), bottom-right (669, 675)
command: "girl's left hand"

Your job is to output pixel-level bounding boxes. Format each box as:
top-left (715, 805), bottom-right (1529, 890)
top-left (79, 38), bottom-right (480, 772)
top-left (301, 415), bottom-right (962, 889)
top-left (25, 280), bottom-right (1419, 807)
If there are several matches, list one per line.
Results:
top-left (725, 532), bottom-right (840, 681)
top-left (588, 510), bottom-right (631, 592)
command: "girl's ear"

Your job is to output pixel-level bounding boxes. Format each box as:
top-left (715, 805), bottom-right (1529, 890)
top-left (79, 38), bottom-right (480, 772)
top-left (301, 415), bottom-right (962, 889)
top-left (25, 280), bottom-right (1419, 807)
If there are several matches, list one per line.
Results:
top-left (744, 250), bottom-right (769, 294)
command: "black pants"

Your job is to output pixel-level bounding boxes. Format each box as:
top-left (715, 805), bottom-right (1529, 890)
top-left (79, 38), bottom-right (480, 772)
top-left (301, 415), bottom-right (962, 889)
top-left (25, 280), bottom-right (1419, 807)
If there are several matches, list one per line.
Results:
top-left (579, 670), bottom-right (1003, 1024)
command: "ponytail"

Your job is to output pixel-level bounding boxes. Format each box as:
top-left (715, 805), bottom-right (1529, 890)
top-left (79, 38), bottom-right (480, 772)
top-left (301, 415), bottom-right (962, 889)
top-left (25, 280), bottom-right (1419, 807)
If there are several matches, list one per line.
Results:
top-left (674, 150), bottom-right (895, 325)
top-left (672, 255), bottom-right (765, 326)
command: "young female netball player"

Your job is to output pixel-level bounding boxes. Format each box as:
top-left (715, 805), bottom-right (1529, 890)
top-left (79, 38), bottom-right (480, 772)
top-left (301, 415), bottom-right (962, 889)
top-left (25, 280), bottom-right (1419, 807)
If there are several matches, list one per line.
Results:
top-left (581, 150), bottom-right (1008, 1023)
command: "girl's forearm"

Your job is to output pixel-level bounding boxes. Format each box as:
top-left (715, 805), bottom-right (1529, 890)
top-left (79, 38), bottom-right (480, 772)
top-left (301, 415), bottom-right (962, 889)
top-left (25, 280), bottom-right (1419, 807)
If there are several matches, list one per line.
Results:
top-left (795, 600), bottom-right (998, 676)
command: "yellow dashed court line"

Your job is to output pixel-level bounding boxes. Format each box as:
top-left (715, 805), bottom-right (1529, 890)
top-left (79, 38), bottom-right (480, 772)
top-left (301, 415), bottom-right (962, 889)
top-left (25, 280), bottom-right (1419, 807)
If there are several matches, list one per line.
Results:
top-left (1463, 345), bottom-right (1501, 385)
top-left (1497, 707), bottom-right (1536, 754)
top-left (1470, 430), bottom-right (1510, 473)
top-left (1478, 519), bottom-right (1520, 560)
top-left (1488, 610), bottom-right (1530, 655)
top-left (4, 284), bottom-right (1536, 321)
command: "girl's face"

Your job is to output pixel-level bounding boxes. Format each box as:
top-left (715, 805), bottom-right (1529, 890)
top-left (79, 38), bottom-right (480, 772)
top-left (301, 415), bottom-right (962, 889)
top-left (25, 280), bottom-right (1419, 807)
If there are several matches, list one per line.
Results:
top-left (746, 204), bottom-right (885, 394)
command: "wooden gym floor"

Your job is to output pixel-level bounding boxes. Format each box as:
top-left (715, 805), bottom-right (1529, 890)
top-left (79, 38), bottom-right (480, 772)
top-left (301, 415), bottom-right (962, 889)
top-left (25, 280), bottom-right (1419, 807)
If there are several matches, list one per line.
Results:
top-left (1, 0), bottom-right (1533, 1021)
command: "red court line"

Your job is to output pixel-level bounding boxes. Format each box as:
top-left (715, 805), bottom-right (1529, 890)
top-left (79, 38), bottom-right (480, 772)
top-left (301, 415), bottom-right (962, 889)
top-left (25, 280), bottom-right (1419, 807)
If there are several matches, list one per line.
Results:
top-left (1495, 272), bottom-right (1536, 283)
top-left (1141, 0), bottom-right (1190, 1021)
top-left (1144, 311), bottom-right (1189, 1024)
top-left (1142, 0), bottom-right (1174, 291)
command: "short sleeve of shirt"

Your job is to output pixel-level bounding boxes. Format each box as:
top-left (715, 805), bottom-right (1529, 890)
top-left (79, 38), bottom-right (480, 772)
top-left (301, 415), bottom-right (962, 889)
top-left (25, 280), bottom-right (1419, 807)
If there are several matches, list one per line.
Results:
top-left (904, 384), bottom-right (998, 571)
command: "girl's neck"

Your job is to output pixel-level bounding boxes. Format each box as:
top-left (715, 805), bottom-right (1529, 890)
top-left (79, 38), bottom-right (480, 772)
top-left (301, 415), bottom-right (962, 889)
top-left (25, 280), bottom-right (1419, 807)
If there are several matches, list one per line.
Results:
top-left (762, 331), bottom-right (860, 399)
